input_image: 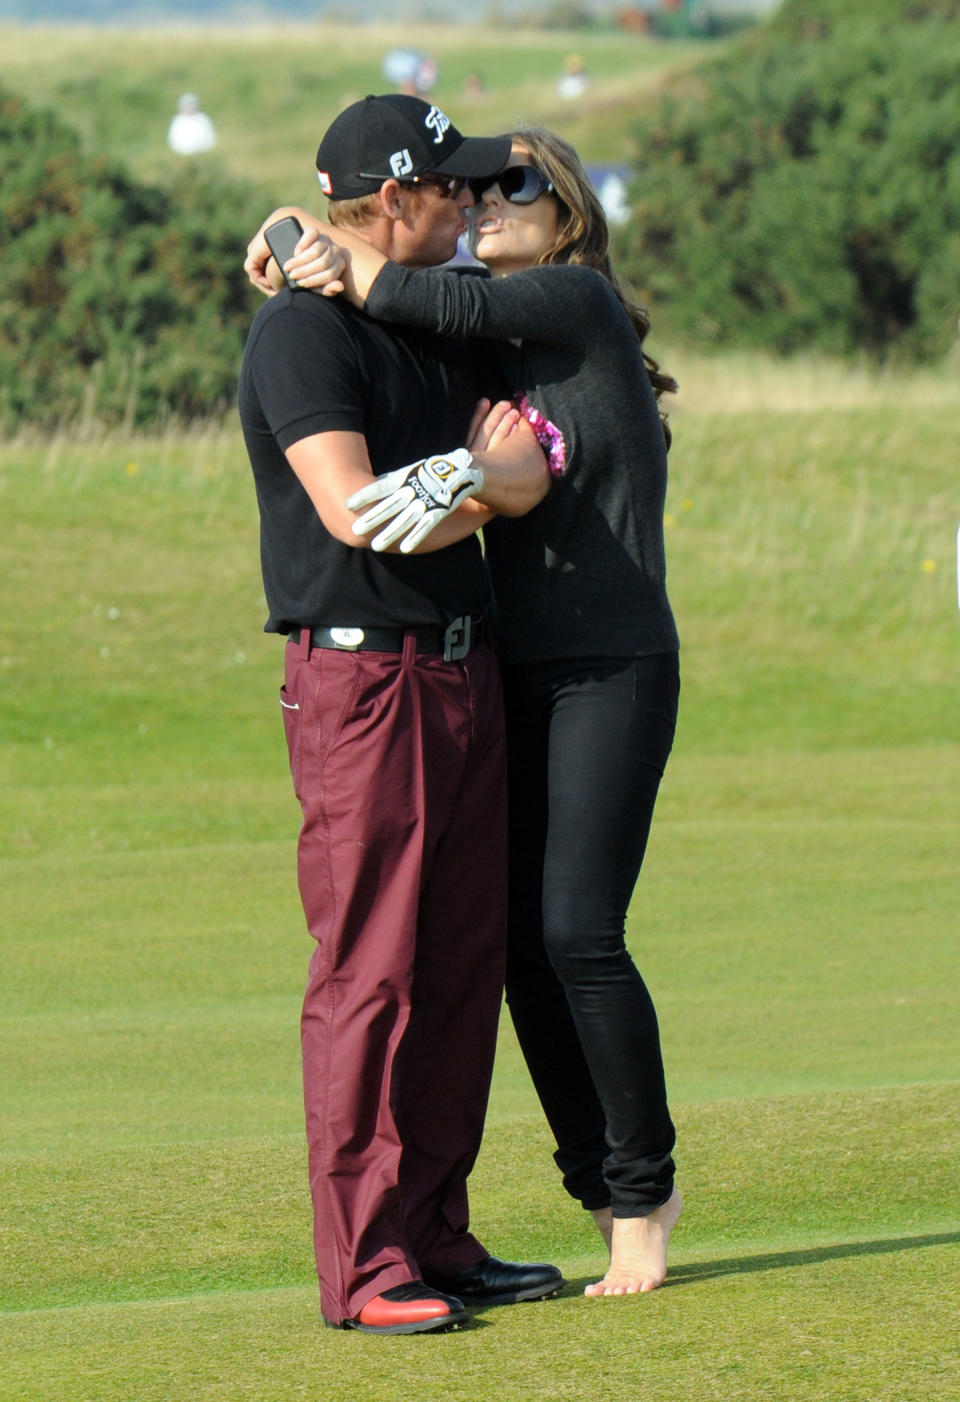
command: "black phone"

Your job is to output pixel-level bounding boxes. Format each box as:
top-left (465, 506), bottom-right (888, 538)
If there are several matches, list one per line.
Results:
top-left (264, 216), bottom-right (304, 290)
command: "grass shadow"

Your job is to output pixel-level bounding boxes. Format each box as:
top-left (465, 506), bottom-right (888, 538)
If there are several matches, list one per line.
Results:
top-left (559, 1230), bottom-right (960, 1295)
top-left (670, 1230), bottom-right (960, 1285)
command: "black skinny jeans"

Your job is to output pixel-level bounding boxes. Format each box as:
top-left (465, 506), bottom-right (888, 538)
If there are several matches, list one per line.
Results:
top-left (501, 652), bottom-right (679, 1217)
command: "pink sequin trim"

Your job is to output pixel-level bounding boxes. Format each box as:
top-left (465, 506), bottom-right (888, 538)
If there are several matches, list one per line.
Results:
top-left (514, 394), bottom-right (567, 479)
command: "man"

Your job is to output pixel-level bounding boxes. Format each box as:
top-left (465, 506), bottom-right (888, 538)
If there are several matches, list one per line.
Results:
top-left (237, 94), bottom-right (559, 1335)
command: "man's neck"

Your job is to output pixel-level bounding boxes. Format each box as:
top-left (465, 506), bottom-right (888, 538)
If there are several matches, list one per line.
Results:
top-left (351, 214), bottom-right (444, 270)
top-left (348, 216), bottom-right (415, 266)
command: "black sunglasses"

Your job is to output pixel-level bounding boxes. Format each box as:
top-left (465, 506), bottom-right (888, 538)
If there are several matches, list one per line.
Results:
top-left (356, 171), bottom-right (467, 199)
top-left (470, 165), bottom-right (555, 205)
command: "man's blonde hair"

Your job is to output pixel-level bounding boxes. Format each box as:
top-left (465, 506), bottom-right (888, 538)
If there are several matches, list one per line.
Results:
top-left (327, 192), bottom-right (382, 230)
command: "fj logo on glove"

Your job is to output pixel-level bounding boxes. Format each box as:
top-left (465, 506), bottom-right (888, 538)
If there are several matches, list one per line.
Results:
top-left (428, 459), bottom-right (458, 480)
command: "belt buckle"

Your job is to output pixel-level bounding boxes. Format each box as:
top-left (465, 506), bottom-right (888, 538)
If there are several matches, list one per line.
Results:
top-left (442, 615), bottom-right (472, 662)
top-left (329, 627), bottom-right (365, 651)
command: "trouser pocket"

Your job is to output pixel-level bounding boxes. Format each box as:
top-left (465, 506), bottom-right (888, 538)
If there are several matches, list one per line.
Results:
top-left (280, 684), bottom-right (302, 799)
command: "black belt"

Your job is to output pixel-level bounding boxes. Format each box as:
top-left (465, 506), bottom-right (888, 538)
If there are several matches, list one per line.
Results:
top-left (289, 614), bottom-right (483, 663)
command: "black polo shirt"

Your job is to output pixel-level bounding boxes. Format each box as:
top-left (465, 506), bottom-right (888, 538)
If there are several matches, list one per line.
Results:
top-left (238, 286), bottom-right (502, 635)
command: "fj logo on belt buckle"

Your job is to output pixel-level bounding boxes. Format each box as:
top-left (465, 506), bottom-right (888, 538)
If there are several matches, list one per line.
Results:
top-left (329, 627), bottom-right (365, 650)
top-left (443, 615), bottom-right (472, 662)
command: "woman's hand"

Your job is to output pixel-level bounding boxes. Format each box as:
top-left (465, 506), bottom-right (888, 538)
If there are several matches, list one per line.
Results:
top-left (243, 207), bottom-right (347, 296)
top-left (244, 224), bottom-right (279, 294)
top-left (466, 398), bottom-right (521, 453)
top-left (244, 207), bottom-right (305, 294)
top-left (276, 229), bottom-right (348, 296)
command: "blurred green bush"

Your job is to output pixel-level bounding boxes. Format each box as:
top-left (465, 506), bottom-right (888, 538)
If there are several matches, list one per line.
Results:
top-left (0, 84), bottom-right (265, 428)
top-left (620, 0), bottom-right (960, 360)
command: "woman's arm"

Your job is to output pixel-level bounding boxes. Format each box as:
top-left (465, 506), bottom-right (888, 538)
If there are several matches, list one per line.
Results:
top-left (244, 207), bottom-right (382, 304)
top-left (364, 260), bottom-right (603, 347)
top-left (284, 223), bottom-right (387, 306)
top-left (244, 209), bottom-right (606, 349)
top-left (244, 207), bottom-right (345, 296)
top-left (466, 400), bottom-right (549, 517)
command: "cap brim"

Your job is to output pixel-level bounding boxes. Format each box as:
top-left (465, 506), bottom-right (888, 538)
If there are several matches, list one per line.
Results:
top-left (431, 133), bottom-right (511, 180)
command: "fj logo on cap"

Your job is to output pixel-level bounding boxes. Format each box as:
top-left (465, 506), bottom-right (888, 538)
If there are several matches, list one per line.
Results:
top-left (317, 169), bottom-right (333, 194)
top-left (389, 148), bottom-right (414, 177)
top-left (424, 105), bottom-right (451, 145)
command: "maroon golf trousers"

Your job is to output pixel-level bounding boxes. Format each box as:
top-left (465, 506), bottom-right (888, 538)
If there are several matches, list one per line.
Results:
top-left (281, 629), bottom-right (508, 1325)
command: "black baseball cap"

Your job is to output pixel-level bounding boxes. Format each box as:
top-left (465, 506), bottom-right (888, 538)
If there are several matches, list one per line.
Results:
top-left (316, 93), bottom-right (510, 199)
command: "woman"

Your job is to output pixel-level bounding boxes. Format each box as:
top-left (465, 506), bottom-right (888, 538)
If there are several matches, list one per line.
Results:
top-left (247, 127), bottom-right (683, 1296)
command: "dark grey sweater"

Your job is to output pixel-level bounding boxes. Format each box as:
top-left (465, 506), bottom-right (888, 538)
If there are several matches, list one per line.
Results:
top-left (365, 260), bottom-right (679, 664)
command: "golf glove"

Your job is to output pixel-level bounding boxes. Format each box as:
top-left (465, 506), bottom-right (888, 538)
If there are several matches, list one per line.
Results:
top-left (346, 449), bottom-right (484, 553)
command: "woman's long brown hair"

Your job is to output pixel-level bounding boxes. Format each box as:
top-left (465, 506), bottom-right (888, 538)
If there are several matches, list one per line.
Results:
top-left (509, 126), bottom-right (677, 418)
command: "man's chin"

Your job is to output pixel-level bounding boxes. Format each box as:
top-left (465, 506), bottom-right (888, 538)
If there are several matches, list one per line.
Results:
top-left (411, 239), bottom-right (461, 268)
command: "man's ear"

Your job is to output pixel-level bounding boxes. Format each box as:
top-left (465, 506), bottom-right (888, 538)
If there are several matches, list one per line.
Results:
top-left (377, 179), bottom-right (407, 221)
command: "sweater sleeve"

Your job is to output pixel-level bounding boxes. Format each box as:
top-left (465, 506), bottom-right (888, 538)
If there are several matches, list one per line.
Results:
top-left (364, 260), bottom-right (610, 347)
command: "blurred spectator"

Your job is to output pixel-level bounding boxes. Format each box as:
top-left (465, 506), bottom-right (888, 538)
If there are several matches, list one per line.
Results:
top-left (556, 53), bottom-right (590, 100)
top-left (597, 170), bottom-right (631, 227)
top-left (382, 48), bottom-right (438, 95)
top-left (167, 93), bottom-right (217, 156)
top-left (463, 70), bottom-right (488, 102)
top-left (616, 4), bottom-right (654, 32)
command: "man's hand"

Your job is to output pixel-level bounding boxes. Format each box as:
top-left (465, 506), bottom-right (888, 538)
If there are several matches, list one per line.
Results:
top-left (346, 449), bottom-right (485, 553)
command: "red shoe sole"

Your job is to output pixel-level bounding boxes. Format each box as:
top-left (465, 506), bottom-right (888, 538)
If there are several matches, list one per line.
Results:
top-left (326, 1293), bottom-right (469, 1335)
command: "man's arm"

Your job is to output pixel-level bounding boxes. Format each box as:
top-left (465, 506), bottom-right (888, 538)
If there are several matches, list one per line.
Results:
top-left (343, 410), bottom-right (551, 553)
top-left (289, 419), bottom-right (548, 554)
top-left (285, 429), bottom-right (495, 553)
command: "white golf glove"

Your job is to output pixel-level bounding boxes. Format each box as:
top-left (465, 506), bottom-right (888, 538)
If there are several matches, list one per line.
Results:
top-left (346, 449), bottom-right (484, 553)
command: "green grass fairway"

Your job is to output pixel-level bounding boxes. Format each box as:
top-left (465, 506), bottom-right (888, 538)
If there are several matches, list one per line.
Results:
top-left (2, 355), bottom-right (959, 1399)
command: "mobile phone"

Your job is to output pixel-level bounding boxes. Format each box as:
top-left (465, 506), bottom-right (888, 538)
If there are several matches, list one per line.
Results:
top-left (264, 216), bottom-right (304, 290)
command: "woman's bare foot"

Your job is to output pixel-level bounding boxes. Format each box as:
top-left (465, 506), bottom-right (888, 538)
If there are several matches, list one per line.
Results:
top-left (590, 1206), bottom-right (614, 1254)
top-left (584, 1189), bottom-right (682, 1296)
